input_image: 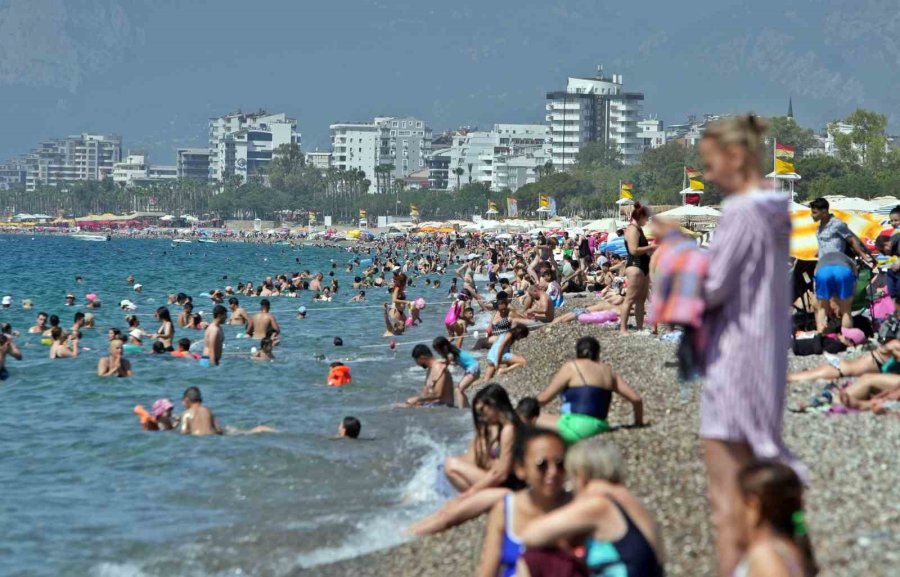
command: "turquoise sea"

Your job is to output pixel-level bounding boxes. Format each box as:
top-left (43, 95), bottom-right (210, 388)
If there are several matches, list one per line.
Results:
top-left (0, 235), bottom-right (473, 577)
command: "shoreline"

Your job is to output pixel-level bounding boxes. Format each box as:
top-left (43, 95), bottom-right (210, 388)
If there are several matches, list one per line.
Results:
top-left (299, 299), bottom-right (900, 577)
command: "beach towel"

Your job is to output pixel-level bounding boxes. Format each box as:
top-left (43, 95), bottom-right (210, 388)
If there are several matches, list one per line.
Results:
top-left (651, 231), bottom-right (708, 328)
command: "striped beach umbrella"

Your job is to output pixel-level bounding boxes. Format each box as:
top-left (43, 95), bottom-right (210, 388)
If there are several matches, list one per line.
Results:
top-left (790, 208), bottom-right (883, 261)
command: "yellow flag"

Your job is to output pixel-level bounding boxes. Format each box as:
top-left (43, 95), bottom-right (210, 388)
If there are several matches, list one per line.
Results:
top-left (686, 167), bottom-right (704, 191)
top-left (620, 182), bottom-right (634, 200)
top-left (775, 143), bottom-right (795, 175)
top-left (539, 194), bottom-right (550, 208)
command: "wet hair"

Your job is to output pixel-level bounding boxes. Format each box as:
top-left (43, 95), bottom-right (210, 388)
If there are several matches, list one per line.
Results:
top-left (1, 322), bottom-right (13, 335)
top-left (631, 201), bottom-right (650, 222)
top-left (566, 437), bottom-right (626, 484)
top-left (38, 311), bottom-right (48, 320)
top-left (213, 304), bottom-right (227, 319)
top-left (702, 114), bottom-right (768, 175)
top-left (260, 336), bottom-right (273, 351)
top-left (50, 326), bottom-right (64, 341)
top-left (151, 341), bottom-right (166, 354)
top-left (342, 416), bottom-right (361, 439)
top-left (49, 314), bottom-right (60, 327)
top-left (333, 337), bottom-right (343, 347)
top-left (184, 302), bottom-right (193, 312)
top-left (73, 312), bottom-right (85, 323)
top-left (512, 426), bottom-right (565, 466)
top-left (510, 325), bottom-right (530, 340)
top-left (228, 297), bottom-right (239, 306)
top-left (809, 197), bottom-right (829, 212)
top-left (177, 337), bottom-right (191, 350)
top-left (738, 460), bottom-right (818, 577)
top-left (411, 344), bottom-right (432, 360)
top-left (471, 384), bottom-right (521, 468)
top-left (156, 307), bottom-right (172, 323)
top-left (575, 336), bottom-right (601, 361)
top-left (515, 397), bottom-right (541, 421)
top-left (126, 315), bottom-right (139, 327)
top-left (432, 336), bottom-right (460, 359)
top-left (183, 386), bottom-right (202, 403)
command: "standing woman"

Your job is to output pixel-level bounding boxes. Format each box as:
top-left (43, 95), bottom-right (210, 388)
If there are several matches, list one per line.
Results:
top-left (619, 203), bottom-right (654, 334)
top-left (698, 115), bottom-right (805, 577)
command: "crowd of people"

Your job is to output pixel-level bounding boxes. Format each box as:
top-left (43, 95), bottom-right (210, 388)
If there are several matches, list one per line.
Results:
top-left (7, 114), bottom-right (900, 576)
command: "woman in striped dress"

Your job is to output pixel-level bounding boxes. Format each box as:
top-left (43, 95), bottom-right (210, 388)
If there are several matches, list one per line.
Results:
top-left (698, 115), bottom-right (806, 577)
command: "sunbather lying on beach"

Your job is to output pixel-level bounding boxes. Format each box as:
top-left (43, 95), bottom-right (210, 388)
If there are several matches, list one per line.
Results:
top-left (839, 373), bottom-right (900, 411)
top-left (787, 339), bottom-right (900, 383)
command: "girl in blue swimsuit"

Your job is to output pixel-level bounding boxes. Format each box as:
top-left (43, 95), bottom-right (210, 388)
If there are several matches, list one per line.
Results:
top-left (433, 336), bottom-right (480, 409)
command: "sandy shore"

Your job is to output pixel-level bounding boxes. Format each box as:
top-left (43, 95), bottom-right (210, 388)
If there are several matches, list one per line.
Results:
top-left (300, 300), bottom-right (900, 577)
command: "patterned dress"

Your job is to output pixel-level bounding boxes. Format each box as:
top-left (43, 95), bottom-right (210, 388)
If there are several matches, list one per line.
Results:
top-left (700, 190), bottom-right (806, 477)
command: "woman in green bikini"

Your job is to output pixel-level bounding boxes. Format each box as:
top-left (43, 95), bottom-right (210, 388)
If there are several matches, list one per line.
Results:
top-left (536, 336), bottom-right (645, 443)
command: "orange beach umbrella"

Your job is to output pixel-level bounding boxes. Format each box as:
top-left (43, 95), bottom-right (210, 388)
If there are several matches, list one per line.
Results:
top-left (790, 208), bottom-right (883, 261)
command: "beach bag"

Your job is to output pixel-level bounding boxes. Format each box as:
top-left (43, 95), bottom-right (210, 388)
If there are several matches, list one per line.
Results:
top-left (444, 302), bottom-right (460, 327)
top-left (792, 334), bottom-right (846, 356)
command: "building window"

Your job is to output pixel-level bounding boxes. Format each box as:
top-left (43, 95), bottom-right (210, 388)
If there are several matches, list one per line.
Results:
top-left (392, 121), bottom-right (398, 127)
top-left (417, 122), bottom-right (422, 128)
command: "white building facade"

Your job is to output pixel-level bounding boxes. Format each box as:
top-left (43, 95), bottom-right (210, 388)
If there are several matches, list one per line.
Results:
top-left (637, 119), bottom-right (666, 150)
top-left (208, 111), bottom-right (300, 183)
top-left (546, 70), bottom-right (645, 168)
top-left (113, 153), bottom-right (178, 187)
top-left (330, 123), bottom-right (380, 192)
top-left (306, 151), bottom-right (332, 172)
top-left (23, 133), bottom-right (122, 192)
top-left (447, 124), bottom-right (551, 192)
top-left (176, 148), bottom-right (211, 180)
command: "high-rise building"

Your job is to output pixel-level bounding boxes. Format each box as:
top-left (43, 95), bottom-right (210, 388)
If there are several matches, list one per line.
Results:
top-left (208, 111), bottom-right (300, 183)
top-left (330, 116), bottom-right (432, 193)
top-left (428, 148), bottom-right (451, 190)
top-left (637, 119), bottom-right (666, 150)
top-left (446, 124), bottom-right (551, 192)
top-left (330, 123), bottom-right (380, 192)
top-left (176, 148), bottom-right (211, 180)
top-left (546, 68), bottom-right (644, 168)
top-left (0, 158), bottom-right (28, 190)
top-left (23, 133), bottom-right (122, 192)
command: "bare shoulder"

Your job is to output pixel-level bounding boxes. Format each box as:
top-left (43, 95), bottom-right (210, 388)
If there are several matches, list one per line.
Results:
top-left (744, 541), bottom-right (797, 577)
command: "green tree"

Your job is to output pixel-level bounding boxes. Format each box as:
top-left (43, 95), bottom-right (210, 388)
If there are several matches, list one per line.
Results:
top-left (575, 141), bottom-right (623, 169)
top-left (832, 109), bottom-right (888, 169)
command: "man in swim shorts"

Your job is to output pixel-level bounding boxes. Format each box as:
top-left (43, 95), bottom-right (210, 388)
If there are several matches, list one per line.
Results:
top-left (228, 297), bottom-right (251, 329)
top-left (248, 299), bottom-right (280, 344)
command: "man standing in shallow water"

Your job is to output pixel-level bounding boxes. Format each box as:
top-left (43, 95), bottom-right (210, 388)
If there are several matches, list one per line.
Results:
top-left (203, 305), bottom-right (226, 366)
top-left (248, 298), bottom-right (280, 344)
top-left (228, 297), bottom-right (250, 329)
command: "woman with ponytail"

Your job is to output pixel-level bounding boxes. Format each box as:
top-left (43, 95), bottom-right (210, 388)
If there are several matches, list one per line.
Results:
top-left (698, 114), bottom-right (806, 576)
top-left (619, 202), bottom-right (655, 334)
top-left (735, 460), bottom-right (817, 577)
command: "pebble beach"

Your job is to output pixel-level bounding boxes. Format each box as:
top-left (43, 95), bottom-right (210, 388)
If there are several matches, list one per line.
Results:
top-left (301, 299), bottom-right (900, 577)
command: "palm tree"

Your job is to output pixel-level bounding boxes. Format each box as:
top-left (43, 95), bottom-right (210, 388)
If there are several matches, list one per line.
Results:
top-left (453, 167), bottom-right (464, 191)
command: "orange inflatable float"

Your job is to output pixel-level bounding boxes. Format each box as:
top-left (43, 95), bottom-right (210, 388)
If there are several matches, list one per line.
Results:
top-left (327, 364), bottom-right (352, 387)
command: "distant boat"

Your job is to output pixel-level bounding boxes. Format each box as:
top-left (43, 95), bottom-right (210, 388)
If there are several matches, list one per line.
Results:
top-left (197, 239), bottom-right (218, 244)
top-left (172, 239), bottom-right (192, 244)
top-left (72, 234), bottom-right (109, 242)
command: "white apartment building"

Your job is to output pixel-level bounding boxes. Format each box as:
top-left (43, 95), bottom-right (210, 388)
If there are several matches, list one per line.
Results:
top-left (330, 116), bottom-right (432, 193)
top-left (447, 124), bottom-right (551, 192)
top-left (113, 153), bottom-right (178, 187)
top-left (637, 119), bottom-right (666, 150)
top-left (208, 111), bottom-right (300, 183)
top-left (24, 133), bottom-right (122, 192)
top-left (546, 69), bottom-right (645, 167)
top-left (306, 151), bottom-right (332, 172)
top-left (330, 123), bottom-right (380, 192)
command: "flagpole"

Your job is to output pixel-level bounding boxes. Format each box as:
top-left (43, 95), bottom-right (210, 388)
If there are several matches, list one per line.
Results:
top-left (682, 167), bottom-right (687, 205)
top-left (773, 138), bottom-right (781, 194)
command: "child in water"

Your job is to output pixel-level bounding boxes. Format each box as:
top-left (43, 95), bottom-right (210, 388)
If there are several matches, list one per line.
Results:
top-left (251, 337), bottom-right (275, 360)
top-left (337, 416), bottom-right (361, 439)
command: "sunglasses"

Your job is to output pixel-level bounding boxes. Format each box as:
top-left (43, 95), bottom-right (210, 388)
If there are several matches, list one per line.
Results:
top-left (534, 457), bottom-right (565, 475)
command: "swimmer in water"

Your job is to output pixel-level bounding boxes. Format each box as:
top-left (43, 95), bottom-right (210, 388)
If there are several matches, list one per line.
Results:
top-left (0, 331), bottom-right (23, 381)
top-left (337, 416), bottom-right (361, 439)
top-left (177, 302), bottom-right (194, 327)
top-left (151, 307), bottom-right (175, 351)
top-left (228, 297), bottom-right (251, 329)
top-left (203, 305), bottom-right (227, 366)
top-left (97, 339), bottom-right (133, 377)
top-left (251, 337), bottom-right (275, 360)
top-left (150, 399), bottom-right (178, 430)
top-left (180, 387), bottom-right (223, 436)
top-left (48, 327), bottom-right (79, 359)
top-left (351, 290), bottom-right (366, 302)
top-left (248, 299), bottom-right (280, 344)
top-left (171, 337), bottom-right (196, 358)
top-left (28, 312), bottom-right (48, 334)
top-left (383, 302), bottom-right (406, 336)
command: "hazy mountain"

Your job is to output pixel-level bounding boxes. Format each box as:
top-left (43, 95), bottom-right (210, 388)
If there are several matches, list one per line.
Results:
top-left (0, 0), bottom-right (897, 163)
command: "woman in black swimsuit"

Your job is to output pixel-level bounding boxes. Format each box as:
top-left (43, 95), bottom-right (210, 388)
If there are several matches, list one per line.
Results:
top-left (620, 202), bottom-right (655, 335)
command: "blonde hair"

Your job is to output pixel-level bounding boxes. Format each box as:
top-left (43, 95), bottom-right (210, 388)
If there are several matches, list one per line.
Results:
top-left (702, 114), bottom-right (768, 174)
top-left (565, 438), bottom-right (626, 483)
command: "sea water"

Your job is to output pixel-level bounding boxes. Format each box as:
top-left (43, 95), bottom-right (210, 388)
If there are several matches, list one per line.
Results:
top-left (0, 235), bottom-right (472, 577)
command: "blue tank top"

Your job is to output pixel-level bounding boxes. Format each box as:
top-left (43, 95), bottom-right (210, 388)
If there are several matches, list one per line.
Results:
top-left (561, 386), bottom-right (612, 420)
top-left (498, 493), bottom-right (524, 577)
top-left (585, 499), bottom-right (663, 577)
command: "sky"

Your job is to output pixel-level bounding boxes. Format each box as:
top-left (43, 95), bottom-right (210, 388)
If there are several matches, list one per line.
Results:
top-left (1, 0), bottom-right (898, 164)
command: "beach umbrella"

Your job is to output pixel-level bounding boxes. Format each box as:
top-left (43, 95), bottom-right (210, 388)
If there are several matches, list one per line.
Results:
top-left (790, 208), bottom-right (883, 260)
top-left (829, 197), bottom-right (880, 213)
top-left (599, 235), bottom-right (628, 257)
top-left (657, 205), bottom-right (722, 218)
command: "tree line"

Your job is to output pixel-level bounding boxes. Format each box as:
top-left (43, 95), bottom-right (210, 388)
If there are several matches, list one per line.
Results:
top-left (2, 109), bottom-right (898, 223)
